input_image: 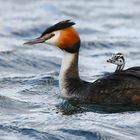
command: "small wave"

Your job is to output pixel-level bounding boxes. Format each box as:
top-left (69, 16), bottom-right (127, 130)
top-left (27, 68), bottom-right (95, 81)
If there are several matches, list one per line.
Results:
top-left (58, 128), bottom-right (109, 140)
top-left (0, 125), bottom-right (63, 140)
top-left (82, 40), bottom-right (132, 50)
top-left (0, 74), bottom-right (57, 86)
top-left (0, 95), bottom-right (40, 113)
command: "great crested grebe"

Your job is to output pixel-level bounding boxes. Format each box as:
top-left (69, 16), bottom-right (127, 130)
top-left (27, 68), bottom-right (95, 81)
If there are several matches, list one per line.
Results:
top-left (107, 53), bottom-right (125, 72)
top-left (24, 20), bottom-right (140, 106)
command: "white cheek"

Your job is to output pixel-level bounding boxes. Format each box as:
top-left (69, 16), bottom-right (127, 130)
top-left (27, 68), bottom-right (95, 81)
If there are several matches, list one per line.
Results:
top-left (46, 31), bottom-right (60, 45)
top-left (115, 61), bottom-right (123, 65)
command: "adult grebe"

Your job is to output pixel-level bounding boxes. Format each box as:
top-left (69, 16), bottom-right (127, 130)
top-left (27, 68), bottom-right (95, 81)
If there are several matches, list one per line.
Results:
top-left (24, 20), bottom-right (140, 106)
top-left (107, 53), bottom-right (125, 72)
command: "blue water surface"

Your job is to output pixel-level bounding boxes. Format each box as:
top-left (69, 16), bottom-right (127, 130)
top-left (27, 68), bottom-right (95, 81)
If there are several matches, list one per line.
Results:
top-left (0, 0), bottom-right (140, 140)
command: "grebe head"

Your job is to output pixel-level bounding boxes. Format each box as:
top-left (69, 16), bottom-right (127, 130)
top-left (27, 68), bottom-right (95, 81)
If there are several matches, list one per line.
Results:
top-left (24, 20), bottom-right (81, 53)
top-left (107, 53), bottom-right (125, 66)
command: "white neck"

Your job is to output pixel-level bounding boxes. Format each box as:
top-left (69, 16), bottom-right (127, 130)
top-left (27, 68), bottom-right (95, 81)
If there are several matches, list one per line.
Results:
top-left (116, 64), bottom-right (125, 71)
top-left (59, 51), bottom-right (79, 97)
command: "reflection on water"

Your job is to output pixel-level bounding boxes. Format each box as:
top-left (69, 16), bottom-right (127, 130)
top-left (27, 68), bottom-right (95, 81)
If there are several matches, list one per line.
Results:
top-left (57, 99), bottom-right (140, 115)
top-left (0, 0), bottom-right (140, 139)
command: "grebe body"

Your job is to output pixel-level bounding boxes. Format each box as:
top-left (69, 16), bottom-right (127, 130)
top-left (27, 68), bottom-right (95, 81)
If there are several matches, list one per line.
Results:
top-left (24, 20), bottom-right (140, 106)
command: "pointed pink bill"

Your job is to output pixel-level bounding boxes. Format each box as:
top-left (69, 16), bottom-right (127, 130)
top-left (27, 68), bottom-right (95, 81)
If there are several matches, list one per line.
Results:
top-left (23, 33), bottom-right (55, 45)
top-left (23, 37), bottom-right (46, 45)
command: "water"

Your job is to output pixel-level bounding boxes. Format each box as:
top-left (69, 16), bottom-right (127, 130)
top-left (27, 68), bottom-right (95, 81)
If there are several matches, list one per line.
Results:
top-left (0, 0), bottom-right (140, 139)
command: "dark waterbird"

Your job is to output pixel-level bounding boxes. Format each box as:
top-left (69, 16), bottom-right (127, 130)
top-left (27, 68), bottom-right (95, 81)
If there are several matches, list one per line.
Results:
top-left (24, 20), bottom-right (140, 106)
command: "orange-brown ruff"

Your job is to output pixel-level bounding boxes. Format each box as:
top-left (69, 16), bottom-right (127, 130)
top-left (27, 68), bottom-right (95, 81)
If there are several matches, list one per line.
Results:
top-left (24, 20), bottom-right (140, 106)
top-left (57, 27), bottom-right (80, 50)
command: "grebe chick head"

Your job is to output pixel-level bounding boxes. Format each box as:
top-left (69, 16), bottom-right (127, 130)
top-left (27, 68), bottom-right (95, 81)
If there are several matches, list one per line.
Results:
top-left (24, 20), bottom-right (80, 53)
top-left (107, 53), bottom-right (125, 71)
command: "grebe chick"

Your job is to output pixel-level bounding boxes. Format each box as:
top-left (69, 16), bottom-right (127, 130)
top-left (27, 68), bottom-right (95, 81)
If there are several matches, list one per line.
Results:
top-left (107, 53), bottom-right (125, 72)
top-left (24, 20), bottom-right (140, 106)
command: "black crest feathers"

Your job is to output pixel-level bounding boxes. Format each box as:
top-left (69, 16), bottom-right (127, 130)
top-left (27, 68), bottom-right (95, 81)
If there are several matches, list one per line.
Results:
top-left (41, 20), bottom-right (75, 37)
